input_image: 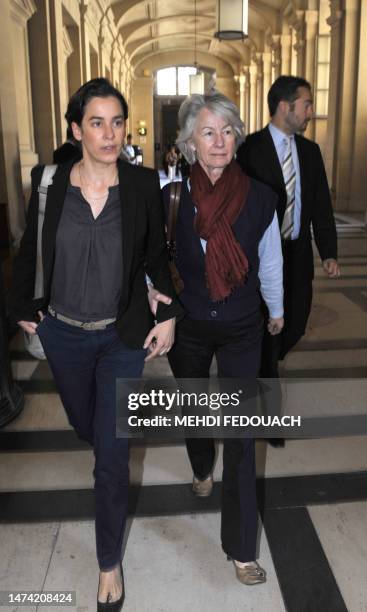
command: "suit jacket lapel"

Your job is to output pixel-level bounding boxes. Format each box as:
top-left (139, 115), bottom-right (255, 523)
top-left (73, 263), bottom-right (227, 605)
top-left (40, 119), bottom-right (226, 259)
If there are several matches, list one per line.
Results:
top-left (260, 127), bottom-right (287, 219)
top-left (118, 160), bottom-right (137, 301)
top-left (261, 127), bottom-right (285, 190)
top-left (295, 134), bottom-right (308, 232)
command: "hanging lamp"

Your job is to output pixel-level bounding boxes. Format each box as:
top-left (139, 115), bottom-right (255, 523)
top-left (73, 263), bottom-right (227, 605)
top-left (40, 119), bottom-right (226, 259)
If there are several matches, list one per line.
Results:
top-left (214, 0), bottom-right (248, 40)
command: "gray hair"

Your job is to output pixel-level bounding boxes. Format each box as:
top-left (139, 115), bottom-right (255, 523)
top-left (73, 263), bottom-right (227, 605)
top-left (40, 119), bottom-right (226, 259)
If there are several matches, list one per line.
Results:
top-left (176, 91), bottom-right (245, 165)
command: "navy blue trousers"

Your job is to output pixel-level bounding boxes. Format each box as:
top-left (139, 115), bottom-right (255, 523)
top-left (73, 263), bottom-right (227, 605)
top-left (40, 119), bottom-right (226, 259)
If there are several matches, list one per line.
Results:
top-left (168, 316), bottom-right (262, 563)
top-left (37, 314), bottom-right (145, 570)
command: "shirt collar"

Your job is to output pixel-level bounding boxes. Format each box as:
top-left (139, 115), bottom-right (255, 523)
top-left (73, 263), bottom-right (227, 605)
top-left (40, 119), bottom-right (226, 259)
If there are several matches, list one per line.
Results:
top-left (268, 122), bottom-right (293, 148)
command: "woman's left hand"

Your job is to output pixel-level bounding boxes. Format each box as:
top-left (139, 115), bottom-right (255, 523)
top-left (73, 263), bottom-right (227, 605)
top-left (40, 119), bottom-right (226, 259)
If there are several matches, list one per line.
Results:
top-left (267, 317), bottom-right (284, 335)
top-left (144, 318), bottom-right (176, 361)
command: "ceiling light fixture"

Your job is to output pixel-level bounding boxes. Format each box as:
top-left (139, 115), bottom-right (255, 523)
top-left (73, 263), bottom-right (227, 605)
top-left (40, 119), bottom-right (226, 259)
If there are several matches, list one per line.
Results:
top-left (189, 0), bottom-right (204, 94)
top-left (214, 0), bottom-right (248, 41)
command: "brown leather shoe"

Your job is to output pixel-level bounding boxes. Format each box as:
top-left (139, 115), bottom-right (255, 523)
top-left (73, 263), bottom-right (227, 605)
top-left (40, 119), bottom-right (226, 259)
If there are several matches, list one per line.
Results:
top-left (227, 557), bottom-right (266, 585)
top-left (192, 474), bottom-right (213, 497)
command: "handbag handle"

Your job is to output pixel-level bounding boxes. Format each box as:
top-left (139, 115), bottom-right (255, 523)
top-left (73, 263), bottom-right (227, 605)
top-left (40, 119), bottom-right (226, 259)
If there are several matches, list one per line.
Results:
top-left (167, 181), bottom-right (181, 261)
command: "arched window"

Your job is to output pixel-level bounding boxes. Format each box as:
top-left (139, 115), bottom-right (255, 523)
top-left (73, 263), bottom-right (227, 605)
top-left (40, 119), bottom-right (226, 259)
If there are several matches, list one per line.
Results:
top-left (156, 66), bottom-right (198, 96)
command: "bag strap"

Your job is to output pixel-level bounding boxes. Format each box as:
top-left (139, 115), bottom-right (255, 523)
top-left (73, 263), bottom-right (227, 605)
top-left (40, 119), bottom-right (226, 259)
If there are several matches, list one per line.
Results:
top-left (167, 181), bottom-right (181, 260)
top-left (34, 164), bottom-right (57, 299)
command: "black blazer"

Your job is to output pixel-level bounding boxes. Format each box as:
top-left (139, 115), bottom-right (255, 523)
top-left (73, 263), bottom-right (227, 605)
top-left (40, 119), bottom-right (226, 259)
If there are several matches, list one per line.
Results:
top-left (10, 158), bottom-right (183, 349)
top-left (236, 126), bottom-right (337, 286)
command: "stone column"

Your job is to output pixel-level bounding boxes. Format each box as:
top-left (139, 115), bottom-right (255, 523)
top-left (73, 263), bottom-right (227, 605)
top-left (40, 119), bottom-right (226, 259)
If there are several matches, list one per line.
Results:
top-left (304, 10), bottom-right (319, 85)
top-left (304, 10), bottom-right (319, 140)
top-left (256, 62), bottom-right (263, 130)
top-left (48, 0), bottom-right (67, 145)
top-left (79, 0), bottom-right (90, 82)
top-left (98, 33), bottom-right (105, 76)
top-left (65, 23), bottom-right (82, 99)
top-left (294, 30), bottom-right (305, 76)
top-left (9, 0), bottom-right (39, 187)
top-left (110, 45), bottom-right (117, 87)
top-left (249, 64), bottom-right (257, 134)
top-left (280, 34), bottom-right (292, 74)
top-left (79, 0), bottom-right (91, 83)
top-left (62, 26), bottom-right (73, 102)
top-left (330, 0), bottom-right (360, 210)
top-left (239, 73), bottom-right (246, 122)
top-left (0, 0), bottom-right (26, 243)
top-left (324, 0), bottom-right (343, 197)
top-left (85, 0), bottom-right (101, 80)
top-left (262, 52), bottom-right (272, 126)
top-left (271, 35), bottom-right (281, 81)
top-left (28, 0), bottom-right (58, 164)
top-left (244, 70), bottom-right (250, 133)
top-left (349, 0), bottom-right (367, 212)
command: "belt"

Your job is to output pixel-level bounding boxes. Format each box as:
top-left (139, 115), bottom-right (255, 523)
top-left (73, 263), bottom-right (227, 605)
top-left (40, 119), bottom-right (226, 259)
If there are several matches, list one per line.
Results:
top-left (48, 306), bottom-right (116, 330)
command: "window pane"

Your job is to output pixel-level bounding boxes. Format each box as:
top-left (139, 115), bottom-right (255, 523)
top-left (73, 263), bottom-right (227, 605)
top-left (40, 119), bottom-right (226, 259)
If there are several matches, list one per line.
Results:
top-left (157, 67), bottom-right (177, 95)
top-left (178, 66), bottom-right (197, 95)
top-left (317, 63), bottom-right (330, 89)
top-left (316, 90), bottom-right (328, 115)
top-left (318, 36), bottom-right (330, 63)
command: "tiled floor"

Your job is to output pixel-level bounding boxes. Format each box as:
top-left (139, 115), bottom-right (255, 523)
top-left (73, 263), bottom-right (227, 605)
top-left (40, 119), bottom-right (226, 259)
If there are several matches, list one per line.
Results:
top-left (1, 218), bottom-right (367, 612)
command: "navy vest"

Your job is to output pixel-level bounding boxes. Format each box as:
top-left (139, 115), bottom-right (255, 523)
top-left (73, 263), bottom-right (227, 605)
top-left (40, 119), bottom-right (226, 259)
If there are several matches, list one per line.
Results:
top-left (163, 178), bottom-right (275, 323)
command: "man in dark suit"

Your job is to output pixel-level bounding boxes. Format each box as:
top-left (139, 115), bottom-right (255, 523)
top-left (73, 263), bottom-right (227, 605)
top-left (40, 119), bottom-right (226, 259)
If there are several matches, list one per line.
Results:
top-left (237, 76), bottom-right (340, 443)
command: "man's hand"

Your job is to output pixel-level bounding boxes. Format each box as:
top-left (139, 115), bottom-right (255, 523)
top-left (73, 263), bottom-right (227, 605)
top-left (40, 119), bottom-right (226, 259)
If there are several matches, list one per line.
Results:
top-left (322, 258), bottom-right (340, 278)
top-left (267, 317), bottom-right (284, 336)
top-left (147, 284), bottom-right (172, 317)
top-left (144, 318), bottom-right (176, 361)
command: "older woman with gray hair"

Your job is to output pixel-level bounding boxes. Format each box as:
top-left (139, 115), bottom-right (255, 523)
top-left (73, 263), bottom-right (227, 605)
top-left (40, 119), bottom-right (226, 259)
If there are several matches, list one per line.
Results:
top-left (161, 91), bottom-right (284, 585)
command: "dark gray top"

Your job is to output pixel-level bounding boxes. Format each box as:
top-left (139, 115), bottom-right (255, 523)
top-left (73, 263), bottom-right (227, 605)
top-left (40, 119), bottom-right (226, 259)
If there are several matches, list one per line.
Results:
top-left (50, 184), bottom-right (123, 321)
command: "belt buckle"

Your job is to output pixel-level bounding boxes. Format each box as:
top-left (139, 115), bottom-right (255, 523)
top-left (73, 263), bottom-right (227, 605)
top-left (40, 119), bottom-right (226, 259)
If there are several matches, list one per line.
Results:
top-left (81, 321), bottom-right (105, 330)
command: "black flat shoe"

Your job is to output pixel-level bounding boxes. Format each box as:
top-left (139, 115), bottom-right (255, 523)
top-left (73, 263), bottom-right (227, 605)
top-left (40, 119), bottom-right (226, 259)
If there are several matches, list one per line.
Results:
top-left (267, 438), bottom-right (285, 448)
top-left (97, 563), bottom-right (125, 612)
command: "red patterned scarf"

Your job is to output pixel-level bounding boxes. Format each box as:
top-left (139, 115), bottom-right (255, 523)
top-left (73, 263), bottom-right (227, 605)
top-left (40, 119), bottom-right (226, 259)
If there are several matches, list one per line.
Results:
top-left (190, 160), bottom-right (250, 301)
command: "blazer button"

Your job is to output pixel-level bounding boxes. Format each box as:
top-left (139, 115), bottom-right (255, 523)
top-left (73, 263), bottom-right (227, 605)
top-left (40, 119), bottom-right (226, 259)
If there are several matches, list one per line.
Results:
top-left (211, 310), bottom-right (217, 318)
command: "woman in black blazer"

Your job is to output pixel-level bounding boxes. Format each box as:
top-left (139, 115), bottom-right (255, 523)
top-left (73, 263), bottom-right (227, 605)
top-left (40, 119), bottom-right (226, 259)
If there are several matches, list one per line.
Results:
top-left (11, 78), bottom-right (181, 611)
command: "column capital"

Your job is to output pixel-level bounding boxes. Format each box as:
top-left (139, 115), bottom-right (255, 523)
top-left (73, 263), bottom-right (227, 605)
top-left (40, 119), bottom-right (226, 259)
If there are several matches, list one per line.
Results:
top-left (63, 26), bottom-right (74, 61)
top-left (294, 27), bottom-right (305, 51)
top-left (271, 34), bottom-right (281, 45)
top-left (327, 0), bottom-right (343, 30)
top-left (294, 40), bottom-right (305, 52)
top-left (9, 0), bottom-right (36, 24)
top-left (239, 74), bottom-right (246, 90)
top-left (86, 1), bottom-right (102, 34)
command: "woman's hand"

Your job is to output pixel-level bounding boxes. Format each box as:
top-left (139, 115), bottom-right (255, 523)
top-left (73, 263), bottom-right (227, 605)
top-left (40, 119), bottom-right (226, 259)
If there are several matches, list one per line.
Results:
top-left (147, 284), bottom-right (172, 317)
top-left (18, 321), bottom-right (38, 335)
top-left (267, 317), bottom-right (284, 335)
top-left (18, 311), bottom-right (45, 335)
top-left (143, 318), bottom-right (176, 361)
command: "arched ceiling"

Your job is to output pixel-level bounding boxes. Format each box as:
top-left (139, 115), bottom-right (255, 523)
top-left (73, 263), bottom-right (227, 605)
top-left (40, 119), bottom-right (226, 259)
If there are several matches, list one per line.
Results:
top-left (109, 0), bottom-right (301, 76)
